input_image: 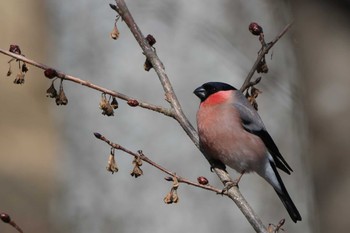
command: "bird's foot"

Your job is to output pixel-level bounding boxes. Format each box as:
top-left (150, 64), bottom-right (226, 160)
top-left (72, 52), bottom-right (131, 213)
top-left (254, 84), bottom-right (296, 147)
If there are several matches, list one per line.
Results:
top-left (233, 171), bottom-right (245, 186)
top-left (220, 180), bottom-right (237, 195)
top-left (220, 171), bottom-right (245, 194)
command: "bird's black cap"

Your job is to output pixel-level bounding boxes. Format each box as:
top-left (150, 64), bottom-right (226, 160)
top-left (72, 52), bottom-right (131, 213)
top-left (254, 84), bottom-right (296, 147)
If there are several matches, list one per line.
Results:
top-left (193, 82), bottom-right (236, 102)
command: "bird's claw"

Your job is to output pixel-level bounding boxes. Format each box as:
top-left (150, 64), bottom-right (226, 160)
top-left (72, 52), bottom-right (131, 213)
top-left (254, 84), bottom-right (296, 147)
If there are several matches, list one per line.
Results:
top-left (220, 180), bottom-right (238, 194)
top-left (220, 172), bottom-right (245, 194)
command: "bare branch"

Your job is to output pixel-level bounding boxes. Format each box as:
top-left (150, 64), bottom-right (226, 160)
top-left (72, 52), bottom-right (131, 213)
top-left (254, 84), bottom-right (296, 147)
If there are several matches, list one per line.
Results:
top-left (0, 48), bottom-right (174, 117)
top-left (0, 212), bottom-right (23, 233)
top-left (94, 132), bottom-right (223, 194)
top-left (240, 22), bottom-right (294, 92)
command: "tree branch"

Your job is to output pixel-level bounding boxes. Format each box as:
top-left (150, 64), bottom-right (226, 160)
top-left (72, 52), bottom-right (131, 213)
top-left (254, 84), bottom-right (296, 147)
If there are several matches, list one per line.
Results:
top-left (94, 132), bottom-right (223, 194)
top-left (0, 48), bottom-right (174, 117)
top-left (240, 22), bottom-right (293, 92)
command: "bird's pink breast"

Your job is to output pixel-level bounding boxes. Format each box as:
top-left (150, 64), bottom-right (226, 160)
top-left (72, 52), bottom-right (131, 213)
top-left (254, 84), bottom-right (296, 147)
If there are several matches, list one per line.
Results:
top-left (197, 100), bottom-right (267, 173)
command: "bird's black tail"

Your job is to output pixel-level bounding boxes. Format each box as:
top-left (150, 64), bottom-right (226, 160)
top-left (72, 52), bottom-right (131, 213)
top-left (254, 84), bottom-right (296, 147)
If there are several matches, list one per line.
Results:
top-left (270, 161), bottom-right (302, 223)
top-left (274, 187), bottom-right (302, 223)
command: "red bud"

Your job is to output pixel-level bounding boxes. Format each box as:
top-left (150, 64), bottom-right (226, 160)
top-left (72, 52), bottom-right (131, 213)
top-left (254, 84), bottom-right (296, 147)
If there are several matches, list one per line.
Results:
top-left (249, 22), bottom-right (263, 36)
top-left (44, 68), bottom-right (58, 79)
top-left (197, 176), bottom-right (209, 185)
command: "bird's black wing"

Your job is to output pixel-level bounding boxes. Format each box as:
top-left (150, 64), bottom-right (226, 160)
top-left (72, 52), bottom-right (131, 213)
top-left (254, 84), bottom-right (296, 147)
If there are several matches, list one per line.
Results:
top-left (233, 93), bottom-right (293, 174)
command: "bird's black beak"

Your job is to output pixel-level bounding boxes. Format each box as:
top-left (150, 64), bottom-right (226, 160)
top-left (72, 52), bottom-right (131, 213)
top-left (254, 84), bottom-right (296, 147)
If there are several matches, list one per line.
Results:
top-left (193, 86), bottom-right (207, 101)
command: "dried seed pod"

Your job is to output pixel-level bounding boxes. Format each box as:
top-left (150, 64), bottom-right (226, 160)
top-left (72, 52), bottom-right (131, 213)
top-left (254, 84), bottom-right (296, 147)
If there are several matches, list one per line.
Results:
top-left (130, 165), bottom-right (143, 178)
top-left (130, 156), bottom-right (143, 178)
top-left (197, 176), bottom-right (209, 185)
top-left (9, 45), bottom-right (21, 55)
top-left (110, 23), bottom-right (120, 40)
top-left (13, 73), bottom-right (25, 84)
top-left (163, 192), bottom-right (173, 204)
top-left (172, 190), bottom-right (179, 203)
top-left (249, 22), bottom-right (263, 36)
top-left (55, 82), bottom-right (68, 105)
top-left (99, 94), bottom-right (114, 116)
top-left (21, 63), bottom-right (28, 73)
top-left (146, 34), bottom-right (156, 46)
top-left (163, 177), bottom-right (180, 204)
top-left (164, 189), bottom-right (179, 204)
top-left (111, 97), bottom-right (119, 109)
top-left (46, 82), bottom-right (58, 98)
top-left (6, 69), bottom-right (12, 77)
top-left (256, 58), bottom-right (268, 73)
top-left (247, 87), bottom-right (262, 111)
top-left (106, 149), bottom-right (118, 174)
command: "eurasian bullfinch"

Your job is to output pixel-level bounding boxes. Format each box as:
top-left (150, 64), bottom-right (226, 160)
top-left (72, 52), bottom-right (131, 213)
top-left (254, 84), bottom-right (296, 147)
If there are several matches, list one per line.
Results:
top-left (194, 82), bottom-right (301, 223)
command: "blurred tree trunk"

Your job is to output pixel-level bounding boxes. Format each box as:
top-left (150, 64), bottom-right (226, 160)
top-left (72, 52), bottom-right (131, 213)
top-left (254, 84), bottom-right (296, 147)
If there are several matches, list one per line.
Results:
top-left (292, 1), bottom-right (350, 232)
top-left (0, 1), bottom-right (57, 233)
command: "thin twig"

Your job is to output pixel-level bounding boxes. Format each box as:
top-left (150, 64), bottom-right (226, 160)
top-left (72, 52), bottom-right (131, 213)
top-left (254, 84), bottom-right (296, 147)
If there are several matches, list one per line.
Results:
top-left (0, 48), bottom-right (175, 118)
top-left (94, 132), bottom-right (223, 194)
top-left (240, 22), bottom-right (294, 92)
top-left (0, 212), bottom-right (23, 233)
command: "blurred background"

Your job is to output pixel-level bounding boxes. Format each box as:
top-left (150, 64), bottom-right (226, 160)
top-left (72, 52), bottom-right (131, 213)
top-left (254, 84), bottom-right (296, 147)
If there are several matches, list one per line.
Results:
top-left (0, 0), bottom-right (349, 233)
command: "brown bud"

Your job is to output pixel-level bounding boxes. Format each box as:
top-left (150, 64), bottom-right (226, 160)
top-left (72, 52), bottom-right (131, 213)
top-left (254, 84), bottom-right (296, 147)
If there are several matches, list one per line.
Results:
top-left (146, 34), bottom-right (156, 46)
top-left (44, 68), bottom-right (58, 79)
top-left (109, 4), bottom-right (117, 11)
top-left (249, 22), bottom-right (263, 36)
top-left (93, 132), bottom-right (102, 139)
top-left (144, 58), bottom-right (153, 71)
top-left (9, 45), bottom-right (21, 55)
top-left (127, 99), bottom-right (139, 107)
top-left (0, 213), bottom-right (11, 223)
top-left (164, 176), bottom-right (174, 181)
top-left (197, 176), bottom-right (209, 185)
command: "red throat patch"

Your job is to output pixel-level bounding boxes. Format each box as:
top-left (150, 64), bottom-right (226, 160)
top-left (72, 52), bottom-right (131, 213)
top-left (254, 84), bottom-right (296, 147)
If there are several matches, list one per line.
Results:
top-left (201, 90), bottom-right (232, 107)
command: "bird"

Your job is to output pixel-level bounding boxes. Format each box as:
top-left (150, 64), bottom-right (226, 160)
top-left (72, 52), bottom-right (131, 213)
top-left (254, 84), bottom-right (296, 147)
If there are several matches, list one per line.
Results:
top-left (193, 81), bottom-right (302, 223)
